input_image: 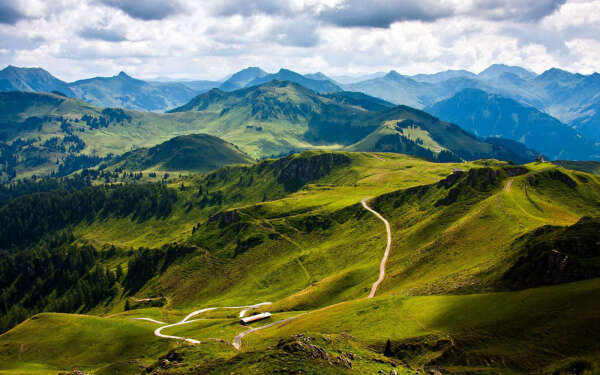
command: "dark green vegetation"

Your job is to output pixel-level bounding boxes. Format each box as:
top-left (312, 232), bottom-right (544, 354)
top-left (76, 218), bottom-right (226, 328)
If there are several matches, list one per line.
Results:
top-left (552, 160), bottom-right (600, 175)
top-left (106, 134), bottom-right (254, 173)
top-left (0, 150), bottom-right (599, 374)
top-left (426, 88), bottom-right (600, 160)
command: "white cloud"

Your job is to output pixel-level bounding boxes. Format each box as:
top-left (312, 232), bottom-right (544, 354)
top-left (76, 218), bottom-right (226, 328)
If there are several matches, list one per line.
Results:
top-left (0, 0), bottom-right (597, 81)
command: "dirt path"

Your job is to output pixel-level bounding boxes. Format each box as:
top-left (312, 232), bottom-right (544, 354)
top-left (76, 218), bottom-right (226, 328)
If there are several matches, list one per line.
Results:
top-left (361, 198), bottom-right (392, 299)
top-left (134, 302), bottom-right (272, 346)
top-left (505, 178), bottom-right (514, 192)
top-left (372, 154), bottom-right (385, 161)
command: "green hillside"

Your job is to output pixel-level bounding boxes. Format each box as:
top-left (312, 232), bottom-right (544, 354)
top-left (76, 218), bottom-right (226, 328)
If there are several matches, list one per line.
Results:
top-left (0, 82), bottom-right (534, 182)
top-left (1, 151), bottom-right (599, 374)
top-left (106, 134), bottom-right (254, 172)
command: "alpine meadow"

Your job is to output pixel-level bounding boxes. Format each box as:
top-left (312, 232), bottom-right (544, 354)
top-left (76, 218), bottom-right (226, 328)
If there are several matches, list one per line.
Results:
top-left (1, 1), bottom-right (600, 375)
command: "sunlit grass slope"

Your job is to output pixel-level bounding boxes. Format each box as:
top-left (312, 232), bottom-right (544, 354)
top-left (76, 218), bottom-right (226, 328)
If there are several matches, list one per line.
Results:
top-left (1, 153), bottom-right (599, 374)
top-left (0, 313), bottom-right (173, 372)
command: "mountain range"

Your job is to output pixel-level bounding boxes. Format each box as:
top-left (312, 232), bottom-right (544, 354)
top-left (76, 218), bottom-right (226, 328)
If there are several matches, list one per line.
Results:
top-left (0, 81), bottom-right (534, 182)
top-left (2, 64), bottom-right (600, 142)
top-left (426, 88), bottom-right (599, 160)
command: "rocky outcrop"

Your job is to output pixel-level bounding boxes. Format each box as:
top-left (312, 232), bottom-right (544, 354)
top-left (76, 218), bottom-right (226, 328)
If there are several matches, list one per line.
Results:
top-left (278, 334), bottom-right (353, 369)
top-left (548, 170), bottom-right (577, 188)
top-left (276, 153), bottom-right (351, 192)
top-left (500, 217), bottom-right (600, 290)
top-left (208, 209), bottom-right (241, 228)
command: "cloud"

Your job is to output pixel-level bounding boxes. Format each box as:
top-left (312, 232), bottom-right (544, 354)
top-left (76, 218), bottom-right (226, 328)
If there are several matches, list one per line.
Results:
top-left (98, 0), bottom-right (183, 20)
top-left (315, 0), bottom-right (455, 27)
top-left (0, 0), bottom-right (27, 24)
top-left (469, 0), bottom-right (567, 21)
top-left (78, 27), bottom-right (127, 42)
top-left (209, 0), bottom-right (294, 17)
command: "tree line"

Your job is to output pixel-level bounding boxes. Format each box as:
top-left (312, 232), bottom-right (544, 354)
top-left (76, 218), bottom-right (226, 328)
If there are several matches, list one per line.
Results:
top-left (0, 182), bottom-right (178, 250)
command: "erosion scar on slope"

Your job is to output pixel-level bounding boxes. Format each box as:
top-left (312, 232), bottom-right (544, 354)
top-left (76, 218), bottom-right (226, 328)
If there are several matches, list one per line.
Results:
top-left (361, 198), bottom-right (392, 298)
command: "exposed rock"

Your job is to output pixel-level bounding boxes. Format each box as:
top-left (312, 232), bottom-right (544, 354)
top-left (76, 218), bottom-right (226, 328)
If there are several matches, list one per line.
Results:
top-left (548, 170), bottom-right (577, 188)
top-left (277, 334), bottom-right (354, 369)
top-left (434, 187), bottom-right (460, 207)
top-left (500, 217), bottom-right (600, 289)
top-left (503, 166), bottom-right (528, 177)
top-left (208, 209), bottom-right (240, 228)
top-left (465, 167), bottom-right (501, 190)
top-left (437, 171), bottom-right (465, 189)
top-left (276, 153), bottom-right (351, 191)
top-left (335, 355), bottom-right (353, 368)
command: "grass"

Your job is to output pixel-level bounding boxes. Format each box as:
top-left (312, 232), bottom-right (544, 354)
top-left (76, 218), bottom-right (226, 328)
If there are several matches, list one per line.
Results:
top-left (246, 278), bottom-right (600, 372)
top-left (2, 154), bottom-right (600, 374)
top-left (0, 313), bottom-right (174, 372)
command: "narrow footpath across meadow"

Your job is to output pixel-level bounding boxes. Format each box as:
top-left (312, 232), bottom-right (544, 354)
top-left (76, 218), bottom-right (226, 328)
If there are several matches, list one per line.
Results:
top-left (134, 197), bottom-right (394, 349)
top-left (361, 198), bottom-right (392, 299)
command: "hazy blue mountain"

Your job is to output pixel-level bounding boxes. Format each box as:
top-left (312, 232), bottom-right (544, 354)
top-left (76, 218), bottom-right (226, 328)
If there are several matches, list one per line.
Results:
top-left (426, 88), bottom-right (599, 160)
top-left (246, 68), bottom-right (342, 93)
top-left (343, 70), bottom-right (438, 108)
top-left (219, 67), bottom-right (268, 91)
top-left (478, 64), bottom-right (537, 81)
top-left (531, 69), bottom-right (600, 122)
top-left (331, 72), bottom-right (387, 84)
top-left (411, 69), bottom-right (477, 83)
top-left (304, 72), bottom-right (331, 81)
top-left (571, 99), bottom-right (600, 142)
top-left (0, 66), bottom-right (73, 95)
top-left (179, 80), bottom-right (220, 92)
top-left (69, 71), bottom-right (198, 112)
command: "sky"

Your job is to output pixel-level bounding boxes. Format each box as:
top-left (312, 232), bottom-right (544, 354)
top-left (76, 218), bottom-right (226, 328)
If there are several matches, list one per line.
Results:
top-left (0, 0), bottom-right (599, 81)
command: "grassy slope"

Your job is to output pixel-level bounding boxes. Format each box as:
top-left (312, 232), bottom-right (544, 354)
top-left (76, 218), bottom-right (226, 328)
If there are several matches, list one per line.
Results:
top-left (1, 153), bottom-right (600, 374)
top-left (0, 313), bottom-right (173, 373)
top-left (105, 133), bottom-right (254, 173)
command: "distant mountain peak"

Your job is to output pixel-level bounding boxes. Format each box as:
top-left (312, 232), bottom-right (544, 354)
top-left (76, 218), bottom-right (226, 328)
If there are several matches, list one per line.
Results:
top-left (384, 70), bottom-right (404, 80)
top-left (479, 64), bottom-right (536, 80)
top-left (116, 71), bottom-right (132, 78)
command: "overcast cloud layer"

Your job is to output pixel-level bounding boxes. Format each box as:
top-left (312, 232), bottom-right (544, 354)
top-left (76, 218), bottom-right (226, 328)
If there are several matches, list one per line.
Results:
top-left (0, 0), bottom-right (598, 81)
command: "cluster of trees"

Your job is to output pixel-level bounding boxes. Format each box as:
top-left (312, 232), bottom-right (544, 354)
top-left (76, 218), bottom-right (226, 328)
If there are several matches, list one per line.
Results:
top-left (0, 173), bottom-right (94, 203)
top-left (100, 108), bottom-right (132, 123)
top-left (0, 138), bottom-right (40, 181)
top-left (0, 182), bottom-right (178, 249)
top-left (0, 235), bottom-right (119, 333)
top-left (56, 154), bottom-right (104, 177)
top-left (123, 244), bottom-right (195, 294)
top-left (80, 110), bottom-right (131, 130)
top-left (42, 135), bottom-right (86, 154)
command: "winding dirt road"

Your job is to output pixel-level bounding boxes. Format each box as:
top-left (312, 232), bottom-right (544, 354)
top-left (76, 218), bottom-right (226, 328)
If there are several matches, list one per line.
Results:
top-left (134, 302), bottom-right (273, 346)
top-left (361, 198), bottom-right (392, 299)
top-left (135, 197), bottom-right (394, 349)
